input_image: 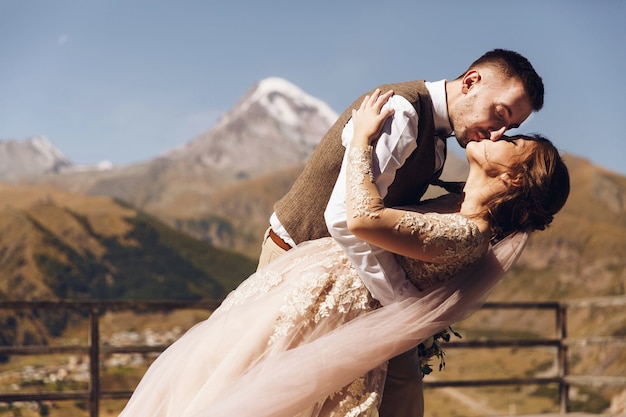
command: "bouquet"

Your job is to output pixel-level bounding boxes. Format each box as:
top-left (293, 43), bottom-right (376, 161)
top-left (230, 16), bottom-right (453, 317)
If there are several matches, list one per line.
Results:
top-left (418, 326), bottom-right (462, 375)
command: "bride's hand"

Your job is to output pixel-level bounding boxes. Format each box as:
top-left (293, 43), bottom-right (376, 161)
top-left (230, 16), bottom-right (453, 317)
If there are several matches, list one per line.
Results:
top-left (351, 89), bottom-right (395, 146)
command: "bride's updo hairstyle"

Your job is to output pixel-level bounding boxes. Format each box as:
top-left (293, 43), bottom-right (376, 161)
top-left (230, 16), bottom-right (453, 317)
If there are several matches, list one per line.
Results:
top-left (487, 134), bottom-right (570, 241)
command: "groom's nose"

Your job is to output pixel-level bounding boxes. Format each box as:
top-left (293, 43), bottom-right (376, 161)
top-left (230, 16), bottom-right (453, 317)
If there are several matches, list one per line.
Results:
top-left (489, 126), bottom-right (507, 141)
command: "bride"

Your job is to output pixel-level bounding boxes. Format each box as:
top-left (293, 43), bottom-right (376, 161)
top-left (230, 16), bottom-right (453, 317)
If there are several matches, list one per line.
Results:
top-left (119, 89), bottom-right (569, 417)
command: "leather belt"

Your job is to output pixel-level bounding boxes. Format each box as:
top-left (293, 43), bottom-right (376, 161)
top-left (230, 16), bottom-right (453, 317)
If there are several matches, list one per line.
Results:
top-left (268, 229), bottom-right (293, 251)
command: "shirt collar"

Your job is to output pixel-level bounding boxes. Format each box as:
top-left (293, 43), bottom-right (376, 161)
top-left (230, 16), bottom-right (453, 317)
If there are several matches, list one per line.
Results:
top-left (425, 79), bottom-right (452, 137)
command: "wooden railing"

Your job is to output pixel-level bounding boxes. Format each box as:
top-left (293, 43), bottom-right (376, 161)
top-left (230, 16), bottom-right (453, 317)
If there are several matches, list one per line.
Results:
top-left (0, 297), bottom-right (625, 416)
top-left (422, 297), bottom-right (626, 414)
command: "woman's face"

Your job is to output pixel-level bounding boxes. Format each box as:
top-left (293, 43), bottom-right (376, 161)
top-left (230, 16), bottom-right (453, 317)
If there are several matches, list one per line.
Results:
top-left (466, 135), bottom-right (534, 177)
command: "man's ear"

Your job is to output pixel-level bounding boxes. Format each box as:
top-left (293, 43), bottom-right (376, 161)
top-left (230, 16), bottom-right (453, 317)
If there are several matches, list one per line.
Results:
top-left (461, 70), bottom-right (481, 94)
top-left (500, 172), bottom-right (524, 188)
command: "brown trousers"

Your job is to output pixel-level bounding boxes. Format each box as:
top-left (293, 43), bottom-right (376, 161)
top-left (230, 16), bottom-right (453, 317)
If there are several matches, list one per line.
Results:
top-left (257, 229), bottom-right (424, 417)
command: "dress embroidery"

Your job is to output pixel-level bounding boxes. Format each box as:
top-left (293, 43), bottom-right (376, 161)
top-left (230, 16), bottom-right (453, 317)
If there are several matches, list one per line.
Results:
top-left (394, 211), bottom-right (484, 290)
top-left (259, 239), bottom-right (385, 415)
top-left (270, 246), bottom-right (377, 345)
top-left (328, 374), bottom-right (385, 417)
top-left (219, 269), bottom-right (285, 311)
top-left (348, 146), bottom-right (379, 219)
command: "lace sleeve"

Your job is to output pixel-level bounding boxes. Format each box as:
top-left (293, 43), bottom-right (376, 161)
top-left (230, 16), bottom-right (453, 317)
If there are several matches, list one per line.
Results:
top-left (346, 146), bottom-right (485, 263)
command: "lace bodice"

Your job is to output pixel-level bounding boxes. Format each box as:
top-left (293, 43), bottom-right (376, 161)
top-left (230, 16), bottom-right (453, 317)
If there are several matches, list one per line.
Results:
top-left (393, 211), bottom-right (484, 290)
top-left (346, 145), bottom-right (486, 291)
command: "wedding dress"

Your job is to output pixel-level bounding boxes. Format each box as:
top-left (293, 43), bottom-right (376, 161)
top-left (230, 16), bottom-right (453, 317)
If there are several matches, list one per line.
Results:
top-left (118, 147), bottom-right (528, 417)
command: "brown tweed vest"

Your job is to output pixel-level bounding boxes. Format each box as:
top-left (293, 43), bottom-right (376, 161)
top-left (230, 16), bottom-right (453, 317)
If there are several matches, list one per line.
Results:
top-left (274, 80), bottom-right (441, 245)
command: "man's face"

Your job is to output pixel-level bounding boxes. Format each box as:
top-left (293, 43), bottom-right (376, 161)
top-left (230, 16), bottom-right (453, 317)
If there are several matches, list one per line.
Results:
top-left (449, 68), bottom-right (533, 148)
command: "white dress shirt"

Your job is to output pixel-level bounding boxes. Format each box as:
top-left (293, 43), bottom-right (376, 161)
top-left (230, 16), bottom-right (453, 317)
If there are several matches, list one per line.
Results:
top-left (272, 80), bottom-right (452, 305)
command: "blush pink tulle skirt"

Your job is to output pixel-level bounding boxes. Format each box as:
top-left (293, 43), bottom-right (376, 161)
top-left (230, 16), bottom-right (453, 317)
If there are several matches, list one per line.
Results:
top-left (119, 234), bottom-right (527, 417)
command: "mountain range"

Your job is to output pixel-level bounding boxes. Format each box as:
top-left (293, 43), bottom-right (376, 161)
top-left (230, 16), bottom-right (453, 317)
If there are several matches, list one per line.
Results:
top-left (0, 78), bottom-right (624, 311)
top-left (2, 76), bottom-right (625, 293)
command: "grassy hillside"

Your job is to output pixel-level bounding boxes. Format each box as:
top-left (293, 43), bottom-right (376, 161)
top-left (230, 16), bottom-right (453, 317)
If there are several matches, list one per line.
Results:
top-left (0, 183), bottom-right (256, 347)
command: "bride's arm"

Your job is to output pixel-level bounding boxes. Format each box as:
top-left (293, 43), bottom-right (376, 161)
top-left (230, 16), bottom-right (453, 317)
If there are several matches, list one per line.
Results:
top-left (346, 90), bottom-right (470, 263)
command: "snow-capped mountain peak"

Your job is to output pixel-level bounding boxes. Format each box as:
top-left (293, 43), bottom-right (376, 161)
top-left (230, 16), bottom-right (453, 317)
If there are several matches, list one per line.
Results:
top-left (214, 76), bottom-right (338, 131)
top-left (0, 136), bottom-right (73, 182)
top-left (253, 77), bottom-right (338, 126)
top-left (29, 136), bottom-right (68, 163)
top-left (161, 77), bottom-right (340, 178)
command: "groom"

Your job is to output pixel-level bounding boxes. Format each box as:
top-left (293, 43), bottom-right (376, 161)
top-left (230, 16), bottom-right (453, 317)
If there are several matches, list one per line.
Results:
top-left (257, 48), bottom-right (544, 416)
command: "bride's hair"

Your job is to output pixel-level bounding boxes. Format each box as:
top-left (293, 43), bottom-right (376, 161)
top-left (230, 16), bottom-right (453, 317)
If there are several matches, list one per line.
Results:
top-left (487, 134), bottom-right (570, 241)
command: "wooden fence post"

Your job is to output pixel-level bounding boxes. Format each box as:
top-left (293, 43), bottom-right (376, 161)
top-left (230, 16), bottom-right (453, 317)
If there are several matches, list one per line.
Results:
top-left (557, 304), bottom-right (569, 414)
top-left (89, 307), bottom-right (100, 417)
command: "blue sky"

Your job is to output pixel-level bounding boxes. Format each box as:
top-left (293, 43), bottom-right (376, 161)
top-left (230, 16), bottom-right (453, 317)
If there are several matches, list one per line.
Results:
top-left (1, 0), bottom-right (625, 175)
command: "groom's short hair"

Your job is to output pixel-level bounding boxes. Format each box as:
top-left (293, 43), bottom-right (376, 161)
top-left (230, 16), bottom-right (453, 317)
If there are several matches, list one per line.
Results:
top-left (464, 48), bottom-right (545, 112)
